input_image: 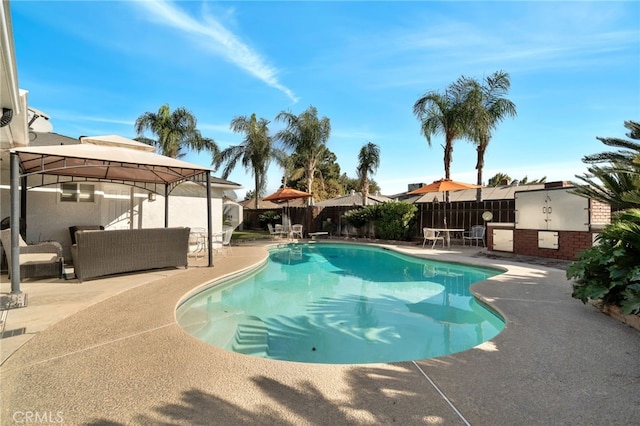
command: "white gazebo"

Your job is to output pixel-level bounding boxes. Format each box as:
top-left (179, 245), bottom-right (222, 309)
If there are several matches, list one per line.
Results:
top-left (5, 141), bottom-right (224, 300)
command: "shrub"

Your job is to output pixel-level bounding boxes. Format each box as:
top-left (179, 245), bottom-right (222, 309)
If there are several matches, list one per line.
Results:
top-left (567, 209), bottom-right (640, 315)
top-left (343, 208), bottom-right (373, 230)
top-left (372, 202), bottom-right (417, 241)
top-left (258, 210), bottom-right (281, 228)
top-left (343, 202), bottom-right (417, 240)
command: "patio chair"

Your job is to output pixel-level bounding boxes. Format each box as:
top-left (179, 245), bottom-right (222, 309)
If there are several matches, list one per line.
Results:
top-left (216, 227), bottom-right (234, 256)
top-left (0, 229), bottom-right (63, 279)
top-left (463, 225), bottom-right (486, 247)
top-left (267, 223), bottom-right (280, 239)
top-left (422, 228), bottom-right (444, 249)
top-left (290, 224), bottom-right (304, 239)
top-left (188, 228), bottom-right (207, 259)
top-left (275, 224), bottom-right (288, 239)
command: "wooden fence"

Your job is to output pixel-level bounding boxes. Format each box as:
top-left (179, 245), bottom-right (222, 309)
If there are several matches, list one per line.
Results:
top-left (242, 199), bottom-right (514, 241)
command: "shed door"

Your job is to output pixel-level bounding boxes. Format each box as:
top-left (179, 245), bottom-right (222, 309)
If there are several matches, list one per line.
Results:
top-left (515, 191), bottom-right (548, 230)
top-left (492, 229), bottom-right (514, 252)
top-left (546, 188), bottom-right (589, 231)
top-left (538, 231), bottom-right (559, 249)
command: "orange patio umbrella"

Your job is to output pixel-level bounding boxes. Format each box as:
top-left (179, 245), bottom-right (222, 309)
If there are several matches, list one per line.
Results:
top-left (408, 179), bottom-right (482, 228)
top-left (407, 178), bottom-right (481, 195)
top-left (263, 187), bottom-right (313, 202)
top-left (263, 187), bottom-right (312, 229)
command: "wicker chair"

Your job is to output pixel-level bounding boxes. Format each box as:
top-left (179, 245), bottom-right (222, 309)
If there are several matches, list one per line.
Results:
top-left (0, 229), bottom-right (63, 279)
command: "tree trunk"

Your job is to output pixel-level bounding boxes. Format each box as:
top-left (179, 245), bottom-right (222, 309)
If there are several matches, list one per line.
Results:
top-left (444, 138), bottom-right (453, 202)
top-left (254, 174), bottom-right (260, 210)
top-left (362, 176), bottom-right (369, 206)
top-left (475, 142), bottom-right (487, 202)
top-left (306, 162), bottom-right (314, 206)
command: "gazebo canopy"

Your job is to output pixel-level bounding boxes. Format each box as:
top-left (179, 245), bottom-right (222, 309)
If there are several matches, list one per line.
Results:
top-left (12, 143), bottom-right (213, 194)
top-left (6, 139), bottom-right (225, 296)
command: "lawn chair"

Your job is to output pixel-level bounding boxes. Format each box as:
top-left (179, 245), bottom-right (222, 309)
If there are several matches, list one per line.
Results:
top-left (422, 227), bottom-right (444, 249)
top-left (463, 225), bottom-right (486, 247)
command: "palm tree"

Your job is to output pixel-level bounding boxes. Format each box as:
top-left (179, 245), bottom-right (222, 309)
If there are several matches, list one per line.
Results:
top-left (275, 105), bottom-right (331, 205)
top-left (413, 83), bottom-right (469, 201)
top-left (357, 142), bottom-right (380, 205)
top-left (134, 104), bottom-right (217, 159)
top-left (458, 71), bottom-right (517, 201)
top-left (487, 172), bottom-right (512, 186)
top-left (215, 113), bottom-right (273, 210)
top-left (572, 120), bottom-right (640, 210)
top-left (519, 176), bottom-right (547, 185)
top-left (272, 148), bottom-right (297, 189)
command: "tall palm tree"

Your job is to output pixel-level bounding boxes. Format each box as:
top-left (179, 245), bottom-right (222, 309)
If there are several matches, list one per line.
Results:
top-left (413, 84), bottom-right (469, 201)
top-left (458, 71), bottom-right (517, 201)
top-left (357, 142), bottom-right (380, 206)
top-left (134, 104), bottom-right (217, 159)
top-left (275, 105), bottom-right (331, 205)
top-left (215, 114), bottom-right (273, 210)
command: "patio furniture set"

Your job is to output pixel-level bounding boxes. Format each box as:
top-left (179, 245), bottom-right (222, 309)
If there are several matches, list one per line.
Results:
top-left (187, 227), bottom-right (234, 260)
top-left (422, 225), bottom-right (486, 249)
top-left (267, 223), bottom-right (305, 240)
top-left (1, 226), bottom-right (191, 283)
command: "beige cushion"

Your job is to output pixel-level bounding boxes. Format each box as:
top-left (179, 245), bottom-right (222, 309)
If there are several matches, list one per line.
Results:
top-left (20, 253), bottom-right (59, 265)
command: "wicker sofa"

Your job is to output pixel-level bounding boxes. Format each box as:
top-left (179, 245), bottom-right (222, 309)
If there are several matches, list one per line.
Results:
top-left (71, 227), bottom-right (190, 282)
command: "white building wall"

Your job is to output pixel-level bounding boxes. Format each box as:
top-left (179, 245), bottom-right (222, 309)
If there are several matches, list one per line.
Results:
top-left (8, 184), bottom-right (103, 259)
top-left (169, 195), bottom-right (223, 232)
top-left (1, 180), bottom-right (228, 262)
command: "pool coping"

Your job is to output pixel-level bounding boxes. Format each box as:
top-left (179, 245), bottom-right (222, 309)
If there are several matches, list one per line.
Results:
top-left (1, 242), bottom-right (639, 425)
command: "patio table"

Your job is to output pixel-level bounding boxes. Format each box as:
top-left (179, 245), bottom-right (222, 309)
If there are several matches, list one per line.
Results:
top-left (432, 228), bottom-right (465, 249)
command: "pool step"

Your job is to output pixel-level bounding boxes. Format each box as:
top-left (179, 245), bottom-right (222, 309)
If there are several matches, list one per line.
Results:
top-left (230, 315), bottom-right (269, 356)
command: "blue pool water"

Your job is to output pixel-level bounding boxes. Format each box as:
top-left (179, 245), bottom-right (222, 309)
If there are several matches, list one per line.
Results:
top-left (176, 243), bottom-right (505, 364)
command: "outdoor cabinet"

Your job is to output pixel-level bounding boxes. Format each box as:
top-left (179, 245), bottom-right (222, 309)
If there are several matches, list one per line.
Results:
top-left (492, 228), bottom-right (514, 252)
top-left (538, 230), bottom-right (559, 249)
top-left (515, 188), bottom-right (589, 232)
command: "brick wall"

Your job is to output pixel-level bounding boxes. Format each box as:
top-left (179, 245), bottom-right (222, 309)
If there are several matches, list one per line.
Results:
top-left (590, 199), bottom-right (611, 225)
top-left (512, 229), bottom-right (595, 260)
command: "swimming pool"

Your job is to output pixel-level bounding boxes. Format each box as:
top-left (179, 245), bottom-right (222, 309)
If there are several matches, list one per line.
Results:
top-left (176, 243), bottom-right (505, 364)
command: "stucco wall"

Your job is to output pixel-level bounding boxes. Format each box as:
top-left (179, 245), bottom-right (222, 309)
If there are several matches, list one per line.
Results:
top-left (1, 181), bottom-right (227, 262)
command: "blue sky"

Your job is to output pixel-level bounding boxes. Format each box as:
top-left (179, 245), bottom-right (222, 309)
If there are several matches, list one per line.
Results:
top-left (10, 1), bottom-right (640, 197)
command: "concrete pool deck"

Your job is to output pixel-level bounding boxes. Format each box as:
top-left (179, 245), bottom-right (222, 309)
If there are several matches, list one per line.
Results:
top-left (1, 241), bottom-right (639, 425)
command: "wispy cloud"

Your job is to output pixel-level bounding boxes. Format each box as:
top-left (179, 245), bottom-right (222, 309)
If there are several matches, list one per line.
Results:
top-left (136, 1), bottom-right (298, 103)
top-left (47, 109), bottom-right (134, 127)
top-left (69, 115), bottom-right (135, 126)
top-left (320, 4), bottom-right (638, 91)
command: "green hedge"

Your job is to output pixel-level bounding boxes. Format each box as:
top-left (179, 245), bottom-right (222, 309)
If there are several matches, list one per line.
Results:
top-left (343, 202), bottom-right (417, 241)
